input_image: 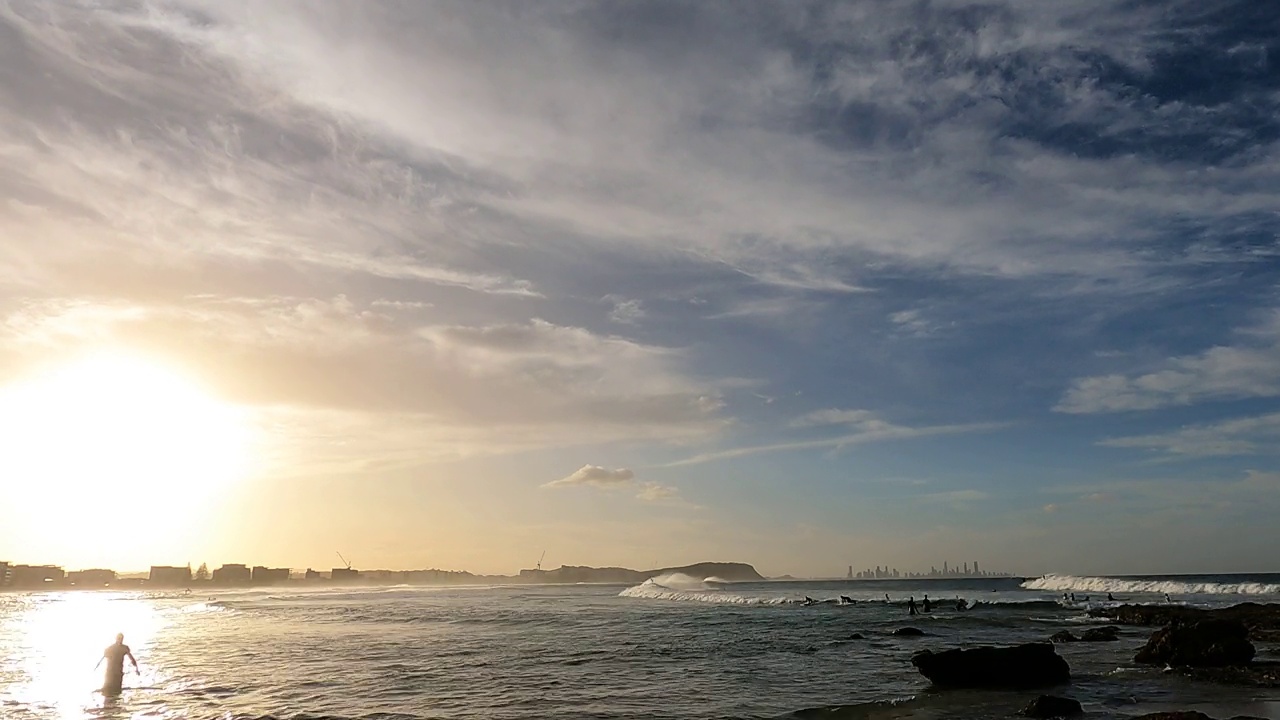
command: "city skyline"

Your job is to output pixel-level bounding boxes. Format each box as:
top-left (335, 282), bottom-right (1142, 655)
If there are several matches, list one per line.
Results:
top-left (2, 2), bottom-right (1280, 576)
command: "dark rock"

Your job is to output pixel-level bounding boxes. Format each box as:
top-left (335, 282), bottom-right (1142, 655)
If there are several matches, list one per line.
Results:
top-left (893, 627), bottom-right (926, 637)
top-left (1090, 603), bottom-right (1280, 642)
top-left (910, 643), bottom-right (1070, 688)
top-left (1081, 626), bottom-right (1120, 642)
top-left (1134, 619), bottom-right (1255, 667)
top-left (847, 633), bottom-right (865, 640)
top-left (1020, 695), bottom-right (1082, 718)
top-left (1050, 631), bottom-right (1079, 643)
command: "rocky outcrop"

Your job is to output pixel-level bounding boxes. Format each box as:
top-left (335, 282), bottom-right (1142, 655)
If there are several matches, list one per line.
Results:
top-left (1090, 603), bottom-right (1280, 641)
top-left (1081, 626), bottom-right (1120, 641)
top-left (893, 627), bottom-right (926, 636)
top-left (1050, 626), bottom-right (1119, 643)
top-left (527, 562), bottom-right (764, 584)
top-left (1020, 695), bottom-right (1082, 718)
top-left (1134, 619), bottom-right (1255, 667)
top-left (1131, 714), bottom-right (1269, 720)
top-left (910, 643), bottom-right (1070, 688)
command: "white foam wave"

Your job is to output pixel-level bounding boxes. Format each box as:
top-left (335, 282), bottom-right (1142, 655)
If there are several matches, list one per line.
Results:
top-left (1022, 574), bottom-right (1280, 596)
top-left (619, 574), bottom-right (792, 605)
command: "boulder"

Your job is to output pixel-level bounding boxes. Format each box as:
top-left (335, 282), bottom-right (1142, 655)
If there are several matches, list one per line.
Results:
top-left (893, 627), bottom-right (926, 637)
top-left (1050, 631), bottom-right (1079, 643)
top-left (1081, 626), bottom-right (1120, 642)
top-left (910, 643), bottom-right (1070, 688)
top-left (847, 632), bottom-right (865, 640)
top-left (1090, 602), bottom-right (1280, 641)
top-left (1020, 695), bottom-right (1082, 718)
top-left (1134, 619), bottom-right (1255, 667)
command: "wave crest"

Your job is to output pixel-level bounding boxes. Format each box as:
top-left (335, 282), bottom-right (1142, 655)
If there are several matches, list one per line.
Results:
top-left (619, 574), bottom-right (793, 605)
top-left (1022, 574), bottom-right (1280, 596)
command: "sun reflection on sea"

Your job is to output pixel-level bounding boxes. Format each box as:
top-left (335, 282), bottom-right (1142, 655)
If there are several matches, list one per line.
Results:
top-left (0, 592), bottom-right (168, 719)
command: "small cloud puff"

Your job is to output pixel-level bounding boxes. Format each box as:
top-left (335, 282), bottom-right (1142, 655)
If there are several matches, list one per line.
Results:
top-left (544, 465), bottom-right (635, 488)
top-left (636, 482), bottom-right (679, 501)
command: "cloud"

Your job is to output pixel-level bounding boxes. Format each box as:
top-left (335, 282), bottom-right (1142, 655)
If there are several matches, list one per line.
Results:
top-left (922, 489), bottom-right (988, 503)
top-left (1101, 412), bottom-right (1280, 458)
top-left (606, 297), bottom-right (646, 325)
top-left (545, 465), bottom-right (635, 489)
top-left (1043, 504), bottom-right (1060, 514)
top-left (636, 482), bottom-right (680, 502)
top-left (0, 298), bottom-right (729, 461)
top-left (666, 418), bottom-right (1002, 467)
top-left (1057, 310), bottom-right (1280, 413)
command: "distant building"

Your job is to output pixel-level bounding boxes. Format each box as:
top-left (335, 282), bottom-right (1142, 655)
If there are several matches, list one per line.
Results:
top-left (304, 568), bottom-right (322, 581)
top-left (68, 569), bottom-right (117, 587)
top-left (251, 566), bottom-right (290, 585)
top-left (331, 567), bottom-right (359, 583)
top-left (9, 565), bottom-right (65, 587)
top-left (212, 564), bottom-right (252, 585)
top-left (0, 562), bottom-right (9, 587)
top-left (149, 566), bottom-right (192, 586)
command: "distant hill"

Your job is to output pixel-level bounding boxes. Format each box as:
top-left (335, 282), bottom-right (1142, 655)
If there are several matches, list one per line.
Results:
top-left (520, 562), bottom-right (763, 584)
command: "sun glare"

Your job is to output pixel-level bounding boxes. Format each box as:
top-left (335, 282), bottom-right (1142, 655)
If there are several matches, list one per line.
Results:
top-left (0, 352), bottom-right (253, 559)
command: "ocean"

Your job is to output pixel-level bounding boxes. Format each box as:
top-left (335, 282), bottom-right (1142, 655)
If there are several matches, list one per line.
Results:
top-left (2, 573), bottom-right (1279, 719)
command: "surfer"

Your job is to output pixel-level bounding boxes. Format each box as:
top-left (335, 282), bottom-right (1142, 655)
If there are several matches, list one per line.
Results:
top-left (1069, 593), bottom-right (1076, 602)
top-left (922, 594), bottom-right (932, 613)
top-left (884, 593), bottom-right (891, 604)
top-left (1107, 593), bottom-right (1115, 601)
top-left (1165, 593), bottom-right (1172, 603)
top-left (96, 634), bottom-right (138, 695)
top-left (840, 595), bottom-right (855, 605)
top-left (955, 597), bottom-right (968, 611)
top-left (907, 596), bottom-right (918, 616)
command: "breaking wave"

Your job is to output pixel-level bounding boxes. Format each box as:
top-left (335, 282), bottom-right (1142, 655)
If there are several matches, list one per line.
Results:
top-left (1022, 574), bottom-right (1280, 596)
top-left (619, 573), bottom-right (795, 605)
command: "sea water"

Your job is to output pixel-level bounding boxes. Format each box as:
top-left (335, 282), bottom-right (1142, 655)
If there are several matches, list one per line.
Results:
top-left (1, 574), bottom-right (1279, 719)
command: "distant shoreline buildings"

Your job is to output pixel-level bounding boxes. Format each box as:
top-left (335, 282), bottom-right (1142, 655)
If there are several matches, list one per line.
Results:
top-left (845, 560), bottom-right (1010, 580)
top-left (0, 559), bottom-right (763, 591)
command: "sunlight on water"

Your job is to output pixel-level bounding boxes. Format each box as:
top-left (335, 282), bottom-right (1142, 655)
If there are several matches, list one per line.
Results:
top-left (0, 593), bottom-right (167, 719)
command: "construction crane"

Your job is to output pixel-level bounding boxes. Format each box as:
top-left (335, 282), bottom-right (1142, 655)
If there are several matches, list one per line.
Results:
top-left (336, 551), bottom-right (352, 570)
top-left (536, 550), bottom-right (546, 571)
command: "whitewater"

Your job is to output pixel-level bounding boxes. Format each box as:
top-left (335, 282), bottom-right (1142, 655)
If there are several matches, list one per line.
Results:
top-left (2, 573), bottom-right (1279, 719)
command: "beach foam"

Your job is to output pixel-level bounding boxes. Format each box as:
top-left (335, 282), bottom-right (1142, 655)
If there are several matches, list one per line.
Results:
top-left (1022, 574), bottom-right (1280, 595)
top-left (619, 574), bottom-right (795, 604)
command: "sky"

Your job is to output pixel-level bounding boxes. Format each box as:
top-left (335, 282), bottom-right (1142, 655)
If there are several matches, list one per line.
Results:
top-left (1, 0), bottom-right (1279, 577)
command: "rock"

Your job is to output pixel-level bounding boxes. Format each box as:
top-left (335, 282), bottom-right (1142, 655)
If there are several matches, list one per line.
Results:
top-left (1081, 626), bottom-right (1120, 641)
top-left (847, 632), bottom-right (865, 640)
top-left (893, 627), bottom-right (926, 636)
top-left (1020, 695), bottom-right (1082, 718)
top-left (1090, 603), bottom-right (1280, 641)
top-left (1050, 631), bottom-right (1079, 643)
top-left (910, 643), bottom-right (1070, 688)
top-left (1134, 619), bottom-right (1255, 667)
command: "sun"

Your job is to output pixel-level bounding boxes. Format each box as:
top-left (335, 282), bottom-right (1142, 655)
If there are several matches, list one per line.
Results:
top-left (0, 351), bottom-right (254, 562)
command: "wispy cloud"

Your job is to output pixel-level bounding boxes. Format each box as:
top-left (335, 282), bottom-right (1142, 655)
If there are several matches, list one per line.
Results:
top-left (544, 465), bottom-right (635, 489)
top-left (665, 419), bottom-right (1002, 468)
top-left (1057, 312), bottom-right (1280, 413)
top-left (1102, 412), bottom-right (1280, 458)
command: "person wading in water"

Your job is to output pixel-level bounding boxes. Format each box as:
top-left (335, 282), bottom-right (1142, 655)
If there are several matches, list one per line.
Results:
top-left (96, 633), bottom-right (139, 694)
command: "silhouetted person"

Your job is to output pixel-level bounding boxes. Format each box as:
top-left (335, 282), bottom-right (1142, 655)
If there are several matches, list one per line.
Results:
top-left (922, 595), bottom-right (932, 613)
top-left (1165, 593), bottom-right (1172, 603)
top-left (96, 634), bottom-right (137, 694)
top-left (955, 597), bottom-right (968, 611)
top-left (840, 595), bottom-right (855, 605)
top-left (884, 593), bottom-right (891, 603)
top-left (907, 596), bottom-right (918, 615)
top-left (1107, 593), bottom-right (1115, 601)
top-left (1069, 593), bottom-right (1076, 602)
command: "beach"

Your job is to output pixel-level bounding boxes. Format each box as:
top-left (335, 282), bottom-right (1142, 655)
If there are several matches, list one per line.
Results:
top-left (2, 573), bottom-right (1279, 719)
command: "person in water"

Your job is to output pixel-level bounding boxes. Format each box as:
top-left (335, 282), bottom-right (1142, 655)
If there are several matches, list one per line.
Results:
top-left (955, 597), bottom-right (968, 611)
top-left (884, 593), bottom-right (891, 603)
top-left (1107, 593), bottom-right (1115, 601)
top-left (922, 594), bottom-right (932, 613)
top-left (96, 634), bottom-right (138, 694)
top-left (907, 596), bottom-right (918, 615)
